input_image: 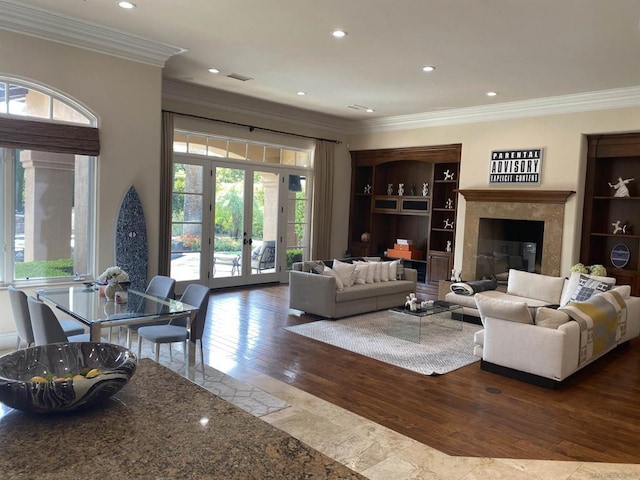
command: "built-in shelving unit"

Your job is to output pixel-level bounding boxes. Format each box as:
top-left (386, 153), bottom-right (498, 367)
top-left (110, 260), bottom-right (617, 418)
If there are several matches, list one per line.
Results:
top-left (348, 144), bottom-right (461, 294)
top-left (581, 133), bottom-right (640, 295)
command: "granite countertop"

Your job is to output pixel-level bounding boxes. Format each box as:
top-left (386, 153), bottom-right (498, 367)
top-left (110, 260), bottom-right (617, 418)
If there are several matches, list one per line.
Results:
top-left (0, 359), bottom-right (364, 479)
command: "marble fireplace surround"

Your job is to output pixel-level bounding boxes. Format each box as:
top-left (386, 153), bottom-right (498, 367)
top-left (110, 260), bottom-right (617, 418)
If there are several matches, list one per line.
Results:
top-left (458, 190), bottom-right (575, 281)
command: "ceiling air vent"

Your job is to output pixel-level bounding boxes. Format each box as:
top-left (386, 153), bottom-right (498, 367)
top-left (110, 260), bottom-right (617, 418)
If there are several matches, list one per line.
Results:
top-left (227, 73), bottom-right (253, 82)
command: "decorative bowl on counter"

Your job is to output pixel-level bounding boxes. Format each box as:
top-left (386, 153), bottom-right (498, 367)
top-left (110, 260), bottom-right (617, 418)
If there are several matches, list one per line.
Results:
top-left (0, 342), bottom-right (137, 413)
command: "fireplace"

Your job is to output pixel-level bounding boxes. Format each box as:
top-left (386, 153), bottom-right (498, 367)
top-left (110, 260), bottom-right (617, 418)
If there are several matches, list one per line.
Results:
top-left (476, 218), bottom-right (544, 281)
top-left (458, 190), bottom-right (574, 281)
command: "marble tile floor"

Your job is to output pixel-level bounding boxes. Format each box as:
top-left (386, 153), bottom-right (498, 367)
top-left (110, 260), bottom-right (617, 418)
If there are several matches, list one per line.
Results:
top-left (202, 355), bottom-right (640, 480)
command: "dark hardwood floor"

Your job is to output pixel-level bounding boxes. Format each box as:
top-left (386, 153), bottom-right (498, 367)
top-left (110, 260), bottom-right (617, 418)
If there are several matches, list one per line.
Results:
top-left (201, 284), bottom-right (640, 464)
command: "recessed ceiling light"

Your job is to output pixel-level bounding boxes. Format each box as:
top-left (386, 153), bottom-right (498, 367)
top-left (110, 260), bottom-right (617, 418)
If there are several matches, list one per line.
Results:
top-left (332, 29), bottom-right (348, 38)
top-left (296, 91), bottom-right (306, 96)
top-left (422, 65), bottom-right (435, 72)
top-left (486, 91), bottom-right (498, 97)
top-left (118, 1), bottom-right (136, 9)
top-left (208, 68), bottom-right (220, 74)
top-left (366, 108), bottom-right (375, 113)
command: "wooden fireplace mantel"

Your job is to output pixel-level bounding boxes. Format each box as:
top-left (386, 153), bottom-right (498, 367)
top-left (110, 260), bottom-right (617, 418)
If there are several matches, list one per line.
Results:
top-left (457, 189), bottom-right (575, 204)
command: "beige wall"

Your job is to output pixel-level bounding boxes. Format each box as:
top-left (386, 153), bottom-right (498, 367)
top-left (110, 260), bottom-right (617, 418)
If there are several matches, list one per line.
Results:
top-left (347, 107), bottom-right (640, 279)
top-left (0, 30), bottom-right (162, 340)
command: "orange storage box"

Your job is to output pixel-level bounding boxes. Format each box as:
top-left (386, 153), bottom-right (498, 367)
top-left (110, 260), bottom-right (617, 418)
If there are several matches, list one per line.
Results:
top-left (387, 248), bottom-right (424, 260)
top-left (394, 243), bottom-right (415, 251)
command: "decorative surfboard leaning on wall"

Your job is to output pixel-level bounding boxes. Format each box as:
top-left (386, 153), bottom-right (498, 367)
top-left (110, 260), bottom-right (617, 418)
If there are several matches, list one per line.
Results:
top-left (115, 185), bottom-right (149, 293)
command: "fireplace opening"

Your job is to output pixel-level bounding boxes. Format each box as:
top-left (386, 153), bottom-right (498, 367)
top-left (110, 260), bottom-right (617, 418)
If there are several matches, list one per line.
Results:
top-left (476, 218), bottom-right (545, 282)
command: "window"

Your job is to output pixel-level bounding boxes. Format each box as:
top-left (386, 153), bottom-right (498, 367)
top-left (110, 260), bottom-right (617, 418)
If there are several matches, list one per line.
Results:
top-left (0, 78), bottom-right (97, 285)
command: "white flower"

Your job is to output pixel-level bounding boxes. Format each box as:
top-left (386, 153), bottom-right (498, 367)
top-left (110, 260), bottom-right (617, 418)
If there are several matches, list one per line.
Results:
top-left (98, 266), bottom-right (129, 284)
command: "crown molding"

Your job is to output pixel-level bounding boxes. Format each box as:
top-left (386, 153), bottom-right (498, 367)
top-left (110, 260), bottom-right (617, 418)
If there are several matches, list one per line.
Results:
top-left (0, 0), bottom-right (187, 67)
top-left (163, 79), bottom-right (354, 135)
top-left (355, 86), bottom-right (640, 133)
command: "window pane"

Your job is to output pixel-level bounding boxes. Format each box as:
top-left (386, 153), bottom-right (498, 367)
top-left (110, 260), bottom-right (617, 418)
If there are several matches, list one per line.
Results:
top-left (52, 98), bottom-right (90, 125)
top-left (265, 147), bottom-right (280, 164)
top-left (0, 82), bottom-right (6, 114)
top-left (173, 193), bottom-right (203, 223)
top-left (296, 151), bottom-right (310, 167)
top-left (13, 149), bottom-right (93, 280)
top-left (207, 138), bottom-right (227, 157)
top-left (174, 132), bottom-right (187, 153)
top-left (228, 141), bottom-right (247, 160)
top-left (174, 163), bottom-right (203, 194)
top-left (187, 135), bottom-right (207, 155)
top-left (247, 144), bottom-right (264, 162)
top-left (8, 84), bottom-right (28, 116)
top-left (281, 149), bottom-right (296, 165)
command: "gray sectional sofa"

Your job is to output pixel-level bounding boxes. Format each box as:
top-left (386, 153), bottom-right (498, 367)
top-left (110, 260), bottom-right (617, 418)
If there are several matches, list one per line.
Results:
top-left (289, 259), bottom-right (417, 319)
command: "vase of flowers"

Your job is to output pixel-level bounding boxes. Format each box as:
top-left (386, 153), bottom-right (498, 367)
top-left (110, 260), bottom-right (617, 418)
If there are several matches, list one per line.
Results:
top-left (98, 266), bottom-right (130, 301)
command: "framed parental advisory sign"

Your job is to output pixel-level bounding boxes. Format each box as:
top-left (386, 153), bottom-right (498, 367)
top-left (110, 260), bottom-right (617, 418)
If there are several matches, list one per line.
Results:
top-left (489, 148), bottom-right (543, 184)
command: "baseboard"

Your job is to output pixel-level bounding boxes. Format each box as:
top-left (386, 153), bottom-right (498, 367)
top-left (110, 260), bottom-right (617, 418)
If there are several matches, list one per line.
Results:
top-left (480, 360), bottom-right (561, 389)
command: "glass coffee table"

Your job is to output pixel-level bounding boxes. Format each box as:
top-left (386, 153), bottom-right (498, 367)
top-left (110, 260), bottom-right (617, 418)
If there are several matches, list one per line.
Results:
top-left (387, 301), bottom-right (463, 343)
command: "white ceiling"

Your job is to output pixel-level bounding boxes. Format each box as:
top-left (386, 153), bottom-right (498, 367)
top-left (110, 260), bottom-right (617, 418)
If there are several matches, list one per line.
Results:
top-left (5, 0), bottom-right (640, 123)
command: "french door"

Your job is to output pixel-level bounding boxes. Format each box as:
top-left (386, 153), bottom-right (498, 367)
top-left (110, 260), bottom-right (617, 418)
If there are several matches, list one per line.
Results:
top-left (170, 156), bottom-right (287, 292)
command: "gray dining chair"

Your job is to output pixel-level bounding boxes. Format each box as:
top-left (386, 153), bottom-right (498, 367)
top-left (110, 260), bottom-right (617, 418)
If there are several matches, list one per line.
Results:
top-left (9, 285), bottom-right (85, 350)
top-left (123, 275), bottom-right (176, 348)
top-left (137, 283), bottom-right (210, 368)
top-left (27, 296), bottom-right (94, 346)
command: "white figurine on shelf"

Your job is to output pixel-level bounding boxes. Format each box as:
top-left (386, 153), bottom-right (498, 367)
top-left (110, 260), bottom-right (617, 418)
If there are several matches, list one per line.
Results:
top-left (387, 183), bottom-right (393, 196)
top-left (443, 218), bottom-right (454, 229)
top-left (364, 184), bottom-right (371, 194)
top-left (612, 220), bottom-right (627, 234)
top-left (446, 240), bottom-right (452, 252)
top-left (443, 169), bottom-right (455, 181)
top-left (398, 183), bottom-right (404, 196)
top-left (450, 269), bottom-right (462, 282)
top-left (422, 183), bottom-right (429, 196)
top-left (445, 198), bottom-right (454, 209)
top-left (608, 177), bottom-right (634, 197)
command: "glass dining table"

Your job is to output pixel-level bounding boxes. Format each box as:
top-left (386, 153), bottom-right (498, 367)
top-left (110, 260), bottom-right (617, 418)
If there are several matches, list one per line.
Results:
top-left (36, 285), bottom-right (199, 375)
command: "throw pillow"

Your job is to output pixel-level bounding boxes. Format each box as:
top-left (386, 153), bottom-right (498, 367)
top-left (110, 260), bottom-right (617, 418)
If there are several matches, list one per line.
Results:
top-left (569, 274), bottom-right (613, 302)
top-left (322, 265), bottom-right (344, 290)
top-left (392, 259), bottom-right (404, 280)
top-left (560, 271), bottom-right (616, 305)
top-left (372, 261), bottom-right (382, 283)
top-left (380, 261), bottom-right (391, 282)
top-left (308, 260), bottom-right (325, 275)
top-left (535, 307), bottom-right (570, 329)
top-left (474, 293), bottom-right (534, 325)
top-left (353, 262), bottom-right (369, 285)
top-left (388, 260), bottom-right (398, 281)
top-left (332, 259), bottom-right (357, 288)
top-left (507, 269), bottom-right (566, 305)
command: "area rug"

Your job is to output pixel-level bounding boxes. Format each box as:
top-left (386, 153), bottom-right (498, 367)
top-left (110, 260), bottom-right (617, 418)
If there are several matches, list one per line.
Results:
top-left (285, 310), bottom-right (482, 375)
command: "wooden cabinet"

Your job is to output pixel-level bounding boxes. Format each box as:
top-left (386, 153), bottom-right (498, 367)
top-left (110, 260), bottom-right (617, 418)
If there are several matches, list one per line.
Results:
top-left (348, 145), bottom-right (461, 294)
top-left (581, 133), bottom-right (640, 295)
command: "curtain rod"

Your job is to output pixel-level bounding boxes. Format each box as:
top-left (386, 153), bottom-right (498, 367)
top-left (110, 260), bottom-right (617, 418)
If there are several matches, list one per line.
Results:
top-left (163, 110), bottom-right (341, 144)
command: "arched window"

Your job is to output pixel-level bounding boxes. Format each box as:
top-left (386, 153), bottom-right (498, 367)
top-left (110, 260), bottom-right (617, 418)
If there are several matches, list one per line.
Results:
top-left (0, 78), bottom-right (99, 285)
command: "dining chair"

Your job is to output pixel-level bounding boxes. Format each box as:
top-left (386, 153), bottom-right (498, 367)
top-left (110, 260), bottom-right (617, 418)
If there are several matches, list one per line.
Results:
top-left (137, 283), bottom-right (210, 368)
top-left (27, 296), bottom-right (95, 345)
top-left (9, 286), bottom-right (85, 350)
top-left (123, 275), bottom-right (176, 348)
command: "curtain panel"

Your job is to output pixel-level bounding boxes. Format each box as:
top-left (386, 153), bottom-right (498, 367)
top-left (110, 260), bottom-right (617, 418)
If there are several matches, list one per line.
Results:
top-left (311, 140), bottom-right (334, 259)
top-left (0, 117), bottom-right (100, 156)
top-left (158, 111), bottom-right (174, 275)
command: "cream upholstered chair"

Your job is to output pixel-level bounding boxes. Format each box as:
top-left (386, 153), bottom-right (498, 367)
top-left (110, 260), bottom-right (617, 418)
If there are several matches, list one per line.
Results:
top-left (27, 297), bottom-right (94, 345)
top-left (9, 286), bottom-right (85, 349)
top-left (137, 283), bottom-right (210, 367)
